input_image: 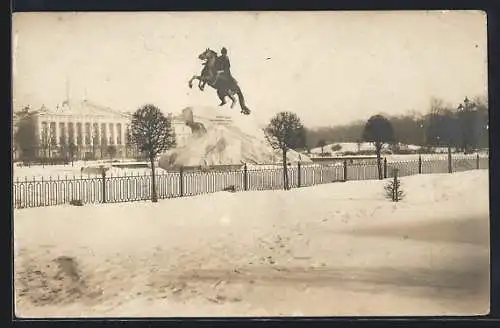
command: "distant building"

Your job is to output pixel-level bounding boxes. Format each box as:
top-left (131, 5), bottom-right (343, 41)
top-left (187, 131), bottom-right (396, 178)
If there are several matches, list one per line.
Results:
top-left (13, 99), bottom-right (193, 161)
top-left (34, 100), bottom-right (132, 160)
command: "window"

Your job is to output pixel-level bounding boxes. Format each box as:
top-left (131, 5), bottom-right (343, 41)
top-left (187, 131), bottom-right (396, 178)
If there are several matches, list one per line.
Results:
top-left (40, 122), bottom-right (48, 145)
top-left (76, 123), bottom-right (83, 145)
top-left (93, 123), bottom-right (99, 145)
top-left (101, 123), bottom-right (107, 145)
top-left (50, 122), bottom-right (57, 145)
top-left (117, 123), bottom-right (122, 145)
top-left (109, 123), bottom-right (114, 145)
top-left (59, 123), bottom-right (66, 145)
top-left (68, 122), bottom-right (75, 145)
top-left (85, 123), bottom-right (91, 145)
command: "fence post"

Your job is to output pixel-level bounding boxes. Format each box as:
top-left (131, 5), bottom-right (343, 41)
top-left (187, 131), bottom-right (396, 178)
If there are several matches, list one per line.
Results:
top-left (476, 154), bottom-right (480, 170)
top-left (393, 168), bottom-right (399, 202)
top-left (101, 169), bottom-right (106, 203)
top-left (297, 162), bottom-right (302, 187)
top-left (243, 163), bottom-right (248, 191)
top-left (418, 155), bottom-right (422, 174)
top-left (179, 166), bottom-right (184, 196)
top-left (448, 146), bottom-right (452, 173)
top-left (383, 158), bottom-right (388, 179)
top-left (343, 160), bottom-right (348, 181)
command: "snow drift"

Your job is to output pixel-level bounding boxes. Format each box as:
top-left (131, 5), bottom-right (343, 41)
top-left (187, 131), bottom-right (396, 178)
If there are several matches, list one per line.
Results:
top-left (158, 107), bottom-right (311, 169)
top-left (14, 170), bottom-right (490, 317)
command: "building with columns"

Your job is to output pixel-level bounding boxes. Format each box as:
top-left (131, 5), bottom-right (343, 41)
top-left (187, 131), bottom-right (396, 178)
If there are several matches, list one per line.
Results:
top-left (36, 100), bottom-right (132, 159)
top-left (27, 99), bottom-right (194, 160)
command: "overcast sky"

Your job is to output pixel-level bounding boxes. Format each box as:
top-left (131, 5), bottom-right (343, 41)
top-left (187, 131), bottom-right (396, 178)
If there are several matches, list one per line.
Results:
top-left (13, 11), bottom-right (487, 127)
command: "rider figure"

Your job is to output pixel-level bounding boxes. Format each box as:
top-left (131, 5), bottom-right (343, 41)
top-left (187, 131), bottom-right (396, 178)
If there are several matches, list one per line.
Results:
top-left (215, 47), bottom-right (235, 85)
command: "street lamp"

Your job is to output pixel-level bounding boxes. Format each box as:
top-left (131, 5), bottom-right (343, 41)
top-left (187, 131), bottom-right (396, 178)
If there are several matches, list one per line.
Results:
top-left (457, 97), bottom-right (473, 154)
top-left (419, 121), bottom-right (425, 147)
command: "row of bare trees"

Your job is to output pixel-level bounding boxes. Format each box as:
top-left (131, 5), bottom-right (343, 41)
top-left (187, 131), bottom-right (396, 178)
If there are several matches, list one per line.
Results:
top-left (13, 103), bottom-right (308, 199)
top-left (11, 102), bottom-right (395, 199)
top-left (14, 95), bottom-right (486, 202)
top-left (253, 111), bottom-right (395, 187)
top-left (306, 96), bottom-right (488, 153)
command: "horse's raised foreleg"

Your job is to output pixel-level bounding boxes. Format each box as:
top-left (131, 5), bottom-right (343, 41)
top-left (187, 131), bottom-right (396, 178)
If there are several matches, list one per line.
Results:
top-left (188, 75), bottom-right (201, 89)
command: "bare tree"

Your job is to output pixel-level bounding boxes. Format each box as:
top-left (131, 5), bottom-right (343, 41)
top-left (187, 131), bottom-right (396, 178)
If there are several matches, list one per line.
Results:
top-left (429, 97), bottom-right (445, 116)
top-left (100, 136), bottom-right (107, 159)
top-left (14, 106), bottom-right (39, 163)
top-left (107, 145), bottom-right (117, 160)
top-left (316, 139), bottom-right (327, 156)
top-left (362, 114), bottom-right (395, 179)
top-left (59, 138), bottom-right (68, 162)
top-left (128, 104), bottom-right (176, 202)
top-left (39, 125), bottom-right (51, 166)
top-left (68, 142), bottom-right (77, 166)
top-left (265, 111), bottom-right (306, 190)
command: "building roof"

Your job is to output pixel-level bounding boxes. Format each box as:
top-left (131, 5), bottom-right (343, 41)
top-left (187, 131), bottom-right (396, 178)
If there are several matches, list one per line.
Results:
top-left (39, 99), bottom-right (131, 120)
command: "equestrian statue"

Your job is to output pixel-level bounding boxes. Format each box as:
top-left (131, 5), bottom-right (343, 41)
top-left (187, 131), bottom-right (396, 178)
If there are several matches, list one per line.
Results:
top-left (188, 47), bottom-right (251, 115)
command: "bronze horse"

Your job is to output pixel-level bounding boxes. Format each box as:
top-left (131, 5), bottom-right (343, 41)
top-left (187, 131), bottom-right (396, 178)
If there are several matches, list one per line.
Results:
top-left (188, 48), bottom-right (251, 115)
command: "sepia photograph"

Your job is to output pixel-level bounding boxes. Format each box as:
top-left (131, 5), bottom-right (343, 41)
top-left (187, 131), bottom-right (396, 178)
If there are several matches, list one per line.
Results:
top-left (12, 11), bottom-right (489, 317)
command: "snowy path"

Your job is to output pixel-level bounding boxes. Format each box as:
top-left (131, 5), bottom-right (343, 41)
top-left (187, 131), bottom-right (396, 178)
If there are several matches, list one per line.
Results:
top-left (14, 171), bottom-right (489, 317)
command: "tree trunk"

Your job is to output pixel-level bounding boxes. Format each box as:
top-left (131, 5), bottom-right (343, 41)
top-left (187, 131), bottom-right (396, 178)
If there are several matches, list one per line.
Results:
top-left (376, 142), bottom-right (383, 180)
top-left (150, 156), bottom-right (158, 202)
top-left (282, 148), bottom-right (289, 190)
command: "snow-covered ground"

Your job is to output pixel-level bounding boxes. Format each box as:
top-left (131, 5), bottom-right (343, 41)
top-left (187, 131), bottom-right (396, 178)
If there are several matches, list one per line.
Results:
top-left (13, 155), bottom-right (488, 209)
top-left (311, 142), bottom-right (385, 154)
top-left (13, 160), bottom-right (154, 180)
top-left (310, 142), bottom-right (488, 157)
top-left (385, 153), bottom-right (487, 162)
top-left (13, 153), bottom-right (488, 180)
top-left (14, 170), bottom-right (490, 317)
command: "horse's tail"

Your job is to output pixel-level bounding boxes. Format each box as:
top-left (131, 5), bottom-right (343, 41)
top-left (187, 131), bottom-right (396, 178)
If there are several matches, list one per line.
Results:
top-left (234, 85), bottom-right (250, 114)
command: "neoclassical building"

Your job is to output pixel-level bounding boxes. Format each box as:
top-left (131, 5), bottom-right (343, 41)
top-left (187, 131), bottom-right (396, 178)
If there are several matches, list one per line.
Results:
top-left (35, 100), bottom-right (132, 159)
top-left (32, 100), bottom-right (193, 160)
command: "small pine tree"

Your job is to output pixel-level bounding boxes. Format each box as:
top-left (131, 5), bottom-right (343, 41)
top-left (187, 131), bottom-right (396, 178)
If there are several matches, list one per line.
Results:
top-left (384, 169), bottom-right (405, 202)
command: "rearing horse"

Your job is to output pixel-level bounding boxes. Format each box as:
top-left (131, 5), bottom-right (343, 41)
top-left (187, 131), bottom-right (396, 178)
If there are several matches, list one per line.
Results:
top-left (188, 48), bottom-right (251, 115)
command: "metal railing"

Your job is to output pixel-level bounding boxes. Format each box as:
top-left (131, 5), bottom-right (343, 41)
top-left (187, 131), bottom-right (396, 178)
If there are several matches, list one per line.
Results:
top-left (13, 154), bottom-right (488, 209)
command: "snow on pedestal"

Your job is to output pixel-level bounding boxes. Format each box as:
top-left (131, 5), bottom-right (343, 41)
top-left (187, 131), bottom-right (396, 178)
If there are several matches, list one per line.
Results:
top-left (158, 106), bottom-right (311, 169)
